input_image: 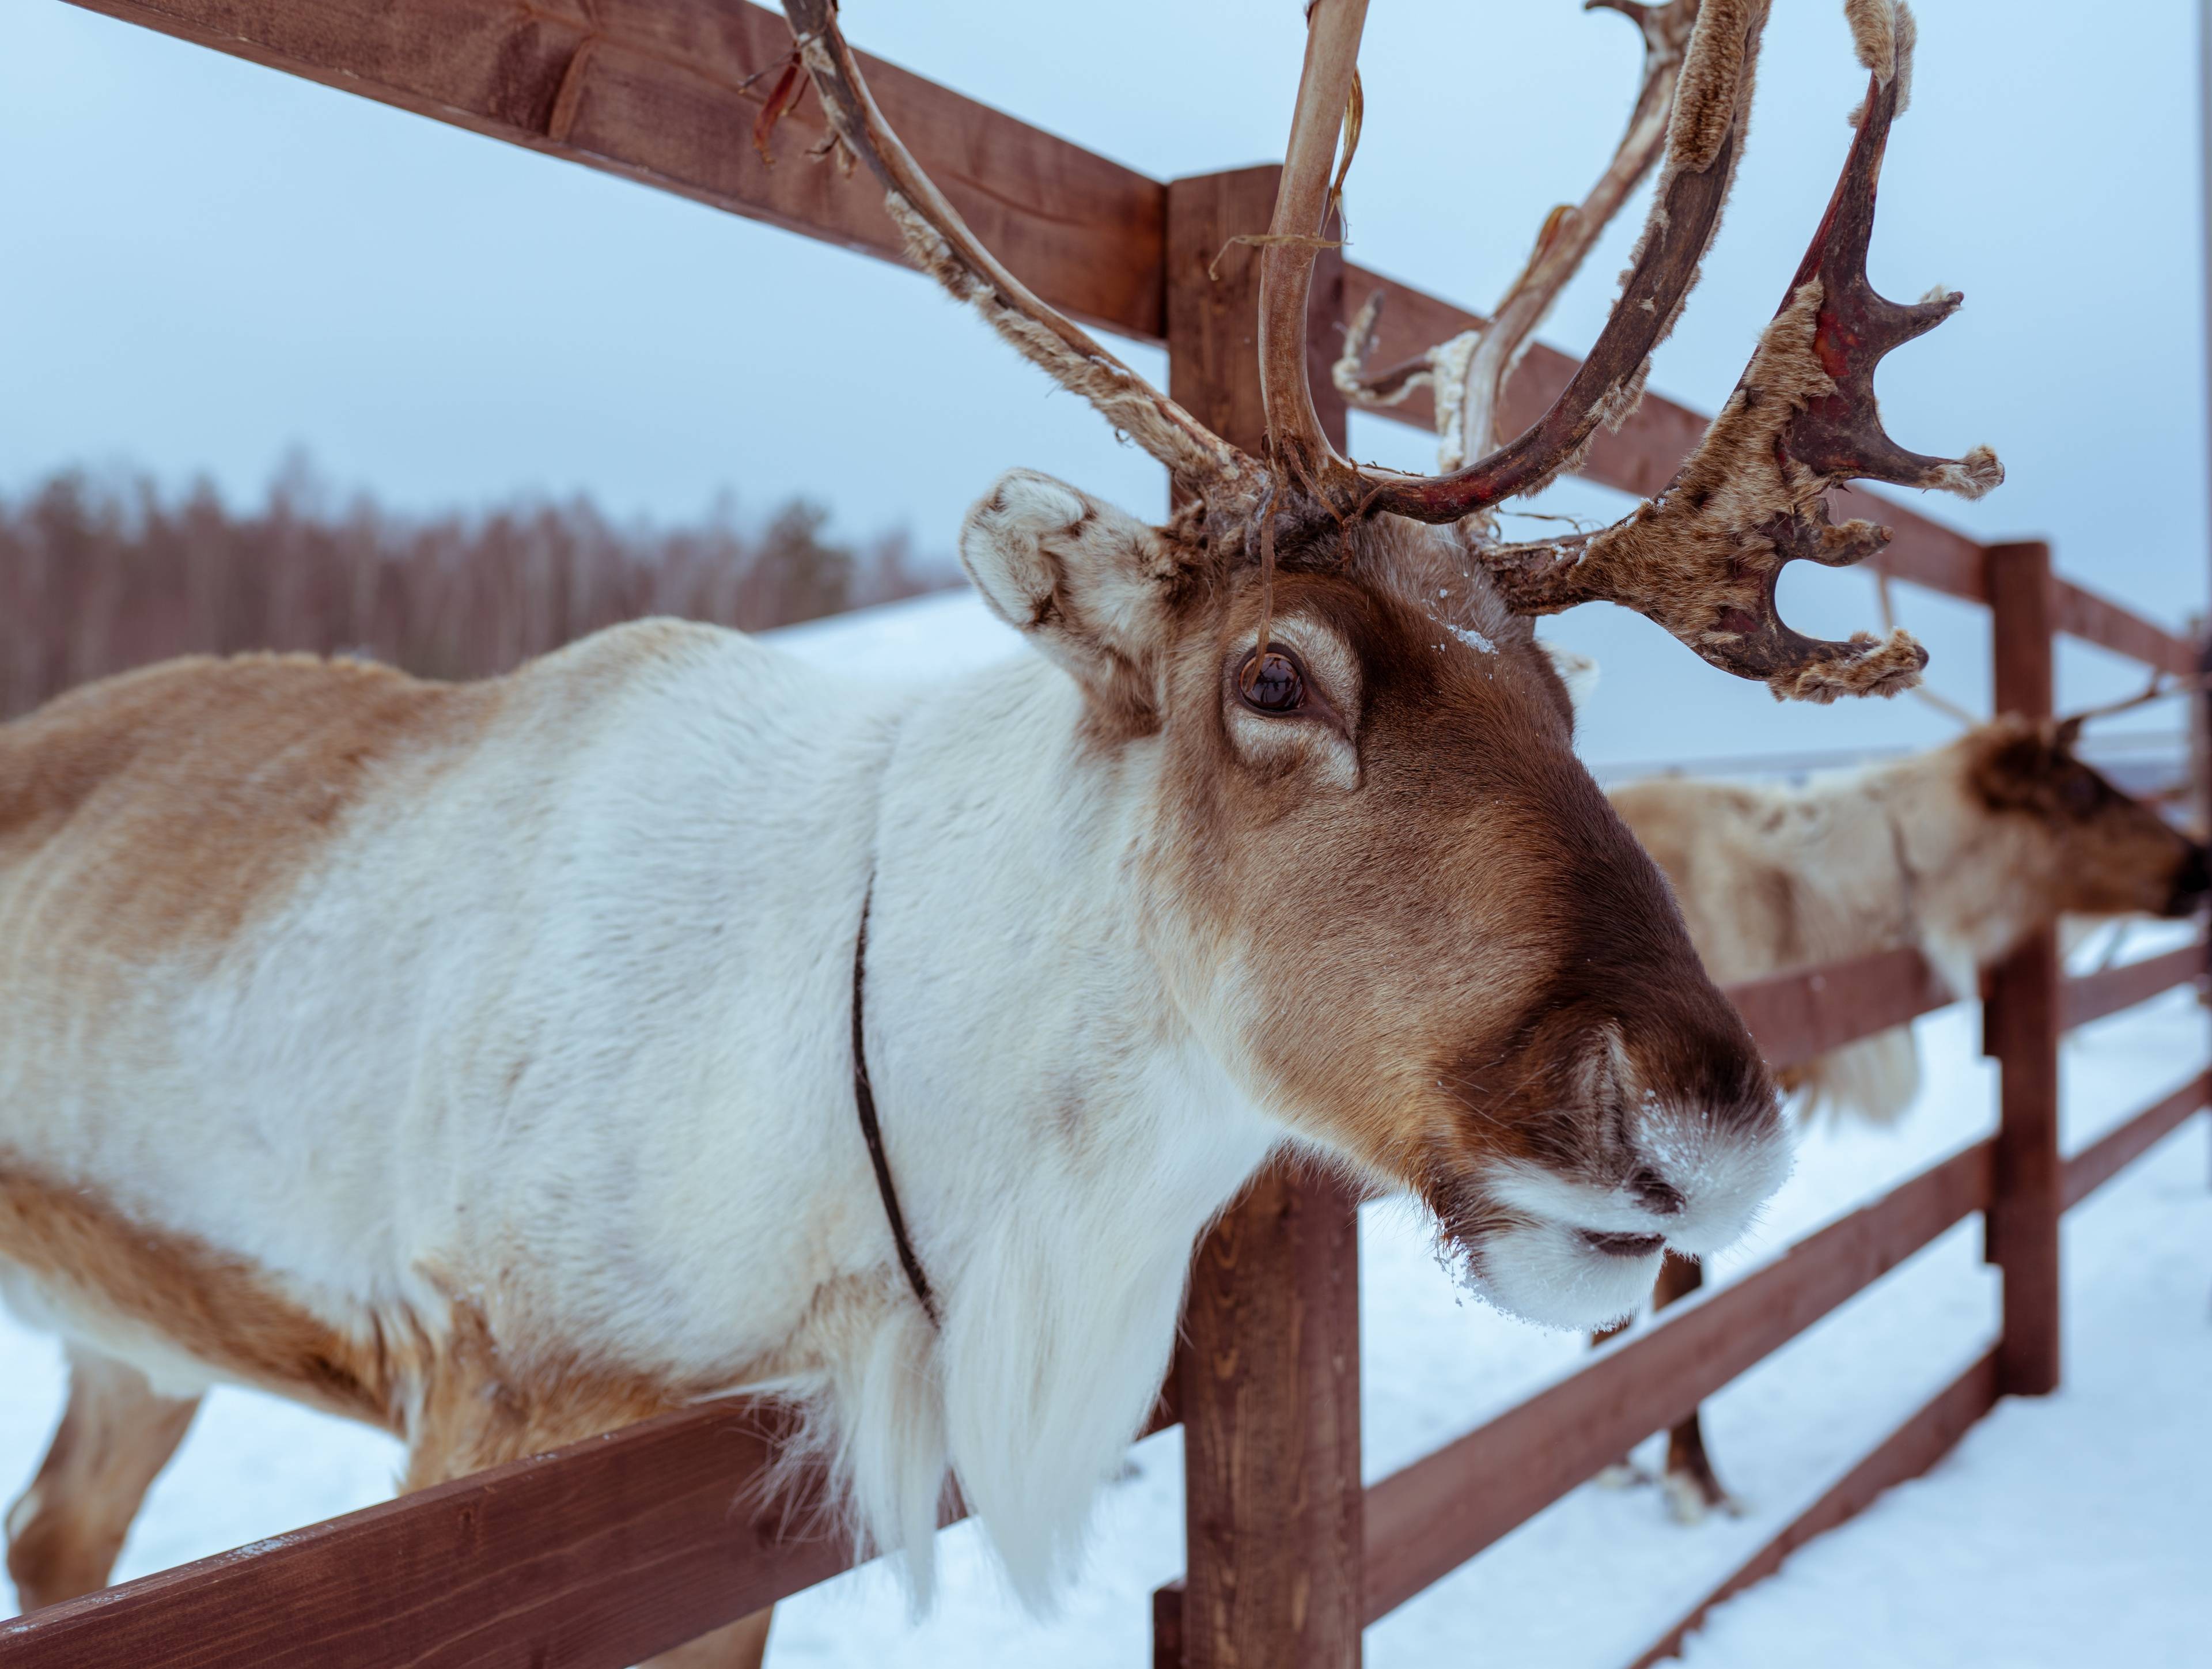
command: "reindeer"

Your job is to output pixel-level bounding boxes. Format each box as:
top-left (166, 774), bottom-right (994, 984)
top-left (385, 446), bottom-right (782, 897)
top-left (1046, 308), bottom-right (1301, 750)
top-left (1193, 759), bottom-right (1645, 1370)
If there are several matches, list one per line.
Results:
top-left (2, 2), bottom-right (1993, 1663)
top-left (1589, 703), bottom-right (2207, 1521)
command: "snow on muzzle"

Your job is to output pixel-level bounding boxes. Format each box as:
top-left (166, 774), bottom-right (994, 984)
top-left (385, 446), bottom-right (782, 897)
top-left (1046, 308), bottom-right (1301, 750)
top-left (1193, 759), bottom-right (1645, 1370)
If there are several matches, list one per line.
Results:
top-left (1449, 1100), bottom-right (1794, 1331)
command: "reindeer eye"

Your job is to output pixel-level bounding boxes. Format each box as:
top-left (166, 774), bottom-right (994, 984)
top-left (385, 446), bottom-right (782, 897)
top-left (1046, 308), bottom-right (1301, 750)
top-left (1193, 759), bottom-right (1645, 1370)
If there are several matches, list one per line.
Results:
top-left (1238, 648), bottom-right (1308, 714)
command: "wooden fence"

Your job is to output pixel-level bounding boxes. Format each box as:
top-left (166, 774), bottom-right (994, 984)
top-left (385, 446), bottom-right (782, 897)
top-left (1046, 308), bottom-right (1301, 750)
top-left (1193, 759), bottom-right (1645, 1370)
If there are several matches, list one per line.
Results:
top-left (7, 4), bottom-right (2209, 1666)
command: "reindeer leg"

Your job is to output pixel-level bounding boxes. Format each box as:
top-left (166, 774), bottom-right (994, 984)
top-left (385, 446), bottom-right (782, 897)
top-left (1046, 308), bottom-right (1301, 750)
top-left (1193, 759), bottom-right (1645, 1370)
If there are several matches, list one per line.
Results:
top-left (1660, 1406), bottom-right (1744, 1525)
top-left (642, 1611), bottom-right (773, 1669)
top-left (1647, 1258), bottom-right (1744, 1524)
top-left (1590, 1303), bottom-right (1654, 1488)
top-left (4, 1346), bottom-right (200, 1610)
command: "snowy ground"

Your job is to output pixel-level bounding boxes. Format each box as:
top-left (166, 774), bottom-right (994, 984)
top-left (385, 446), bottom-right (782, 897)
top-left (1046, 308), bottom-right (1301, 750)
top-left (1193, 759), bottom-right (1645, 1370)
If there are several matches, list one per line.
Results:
top-left (3, 594), bottom-right (2206, 1664)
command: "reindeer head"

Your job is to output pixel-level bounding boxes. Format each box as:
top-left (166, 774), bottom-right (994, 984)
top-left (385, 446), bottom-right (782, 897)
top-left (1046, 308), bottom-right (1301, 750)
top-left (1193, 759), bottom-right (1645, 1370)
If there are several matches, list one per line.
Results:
top-left (786, 0), bottom-right (1997, 1323)
top-left (1967, 714), bottom-right (2209, 922)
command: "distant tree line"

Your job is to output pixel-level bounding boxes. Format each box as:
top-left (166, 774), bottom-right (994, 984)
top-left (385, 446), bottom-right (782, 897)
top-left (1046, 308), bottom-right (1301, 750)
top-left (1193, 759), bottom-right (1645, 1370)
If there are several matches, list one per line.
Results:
top-left (0, 462), bottom-right (956, 719)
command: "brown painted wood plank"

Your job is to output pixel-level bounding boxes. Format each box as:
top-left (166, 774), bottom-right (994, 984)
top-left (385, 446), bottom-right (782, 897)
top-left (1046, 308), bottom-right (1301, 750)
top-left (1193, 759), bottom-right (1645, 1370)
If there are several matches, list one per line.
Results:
top-left (1722, 947), bottom-right (1957, 1072)
top-left (1849, 488), bottom-right (1992, 604)
top-left (1624, 1348), bottom-right (1999, 1669)
top-left (2063, 941), bottom-right (2205, 1031)
top-left (2052, 578), bottom-right (2196, 677)
top-left (1152, 1579), bottom-right (1188, 1669)
top-left (1336, 266), bottom-right (1989, 601)
top-left (0, 1398), bottom-right (850, 1669)
top-left (1359, 1137), bottom-right (1994, 1623)
top-left (1984, 542), bottom-right (2063, 1400)
top-left (2062, 1072), bottom-right (2210, 1210)
top-left (1175, 1167), bottom-right (1365, 1669)
top-left (61, 0), bottom-right (1166, 340)
top-left (3, 1379), bottom-right (1187, 1668)
top-left (1167, 165), bottom-right (1363, 1669)
top-left (1335, 267), bottom-right (1702, 505)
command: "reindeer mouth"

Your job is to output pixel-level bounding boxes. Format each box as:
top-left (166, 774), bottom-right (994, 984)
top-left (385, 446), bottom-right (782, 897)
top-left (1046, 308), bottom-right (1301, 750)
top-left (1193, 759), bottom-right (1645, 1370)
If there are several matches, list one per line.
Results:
top-left (1438, 1126), bottom-right (1788, 1330)
top-left (1578, 1229), bottom-right (1666, 1259)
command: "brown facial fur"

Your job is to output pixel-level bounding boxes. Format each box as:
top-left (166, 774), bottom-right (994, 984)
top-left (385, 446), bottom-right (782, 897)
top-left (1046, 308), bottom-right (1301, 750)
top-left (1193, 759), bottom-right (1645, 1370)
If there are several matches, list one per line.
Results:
top-left (1138, 524), bottom-right (1776, 1225)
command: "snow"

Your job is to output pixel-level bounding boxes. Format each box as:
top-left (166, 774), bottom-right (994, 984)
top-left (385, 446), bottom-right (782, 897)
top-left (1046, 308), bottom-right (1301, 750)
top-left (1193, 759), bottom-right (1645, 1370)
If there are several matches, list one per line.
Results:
top-left (1449, 623), bottom-right (1497, 656)
top-left (764, 588), bottom-right (1021, 684)
top-left (3, 591), bottom-right (2207, 1664)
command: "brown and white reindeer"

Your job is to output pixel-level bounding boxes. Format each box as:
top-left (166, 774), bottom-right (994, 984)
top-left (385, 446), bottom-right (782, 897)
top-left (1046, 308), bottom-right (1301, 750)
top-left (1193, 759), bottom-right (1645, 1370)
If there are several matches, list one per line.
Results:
top-left (1595, 701), bottom-right (2207, 1521)
top-left (2, 1), bottom-right (1994, 1663)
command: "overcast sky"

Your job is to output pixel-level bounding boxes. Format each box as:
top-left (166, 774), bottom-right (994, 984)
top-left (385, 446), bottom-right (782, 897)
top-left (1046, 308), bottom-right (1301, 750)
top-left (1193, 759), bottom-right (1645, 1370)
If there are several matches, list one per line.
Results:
top-left (3, 0), bottom-right (2206, 765)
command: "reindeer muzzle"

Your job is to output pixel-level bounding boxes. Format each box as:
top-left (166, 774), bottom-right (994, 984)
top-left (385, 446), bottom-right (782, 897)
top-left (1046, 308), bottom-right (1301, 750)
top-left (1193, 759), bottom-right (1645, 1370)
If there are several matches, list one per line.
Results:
top-left (2165, 842), bottom-right (2211, 918)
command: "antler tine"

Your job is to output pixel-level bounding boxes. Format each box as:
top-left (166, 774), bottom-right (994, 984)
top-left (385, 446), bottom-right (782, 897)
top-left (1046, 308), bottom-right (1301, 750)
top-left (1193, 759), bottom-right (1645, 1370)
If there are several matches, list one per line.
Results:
top-left (1483, 1), bottom-right (2004, 704)
top-left (1780, 5), bottom-right (1998, 499)
top-left (1331, 290), bottom-right (1432, 408)
top-left (780, 1), bottom-right (1248, 494)
top-left (1256, 0), bottom-right (1371, 489)
top-left (2058, 672), bottom-right (2207, 735)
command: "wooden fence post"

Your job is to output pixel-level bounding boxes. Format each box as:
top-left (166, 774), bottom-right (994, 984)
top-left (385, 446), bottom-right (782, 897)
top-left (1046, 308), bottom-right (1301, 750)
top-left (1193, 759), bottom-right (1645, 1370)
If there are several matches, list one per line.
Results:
top-left (1983, 540), bottom-right (2063, 1396)
top-left (1158, 164), bottom-right (1365, 1669)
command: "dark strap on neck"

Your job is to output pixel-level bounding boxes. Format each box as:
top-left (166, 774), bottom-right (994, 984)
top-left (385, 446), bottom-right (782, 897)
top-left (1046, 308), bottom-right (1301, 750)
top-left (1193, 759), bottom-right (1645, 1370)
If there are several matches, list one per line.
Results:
top-left (853, 885), bottom-right (941, 1327)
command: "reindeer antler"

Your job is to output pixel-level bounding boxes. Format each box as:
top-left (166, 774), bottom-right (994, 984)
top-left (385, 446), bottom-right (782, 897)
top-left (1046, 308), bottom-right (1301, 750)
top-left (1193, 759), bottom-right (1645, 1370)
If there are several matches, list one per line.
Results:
top-left (782, 0), bottom-right (1998, 703)
top-left (1479, 1), bottom-right (2001, 701)
top-left (1267, 0), bottom-right (1761, 520)
top-left (2056, 672), bottom-right (2210, 740)
top-left (1335, 0), bottom-right (1700, 476)
top-left (780, 0), bottom-right (1251, 499)
top-left (1338, 0), bottom-right (1998, 701)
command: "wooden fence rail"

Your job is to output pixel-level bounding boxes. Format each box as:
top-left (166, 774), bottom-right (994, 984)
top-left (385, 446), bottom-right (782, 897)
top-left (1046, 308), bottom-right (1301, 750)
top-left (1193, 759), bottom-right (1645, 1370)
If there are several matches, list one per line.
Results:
top-left (2063, 1070), bottom-right (2212, 1209)
top-left (10, 3), bottom-right (2209, 1666)
top-left (1622, 1056), bottom-right (2212, 1669)
top-left (2066, 940), bottom-right (2206, 1030)
top-left (1728, 947), bottom-right (1957, 1071)
top-left (0, 1401), bottom-right (831, 1669)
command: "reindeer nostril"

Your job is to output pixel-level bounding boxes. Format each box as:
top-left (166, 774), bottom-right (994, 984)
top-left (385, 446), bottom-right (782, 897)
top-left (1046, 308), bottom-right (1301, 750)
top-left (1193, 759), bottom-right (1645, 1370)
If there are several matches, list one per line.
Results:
top-left (1627, 1170), bottom-right (1686, 1216)
top-left (2169, 845), bottom-right (2211, 915)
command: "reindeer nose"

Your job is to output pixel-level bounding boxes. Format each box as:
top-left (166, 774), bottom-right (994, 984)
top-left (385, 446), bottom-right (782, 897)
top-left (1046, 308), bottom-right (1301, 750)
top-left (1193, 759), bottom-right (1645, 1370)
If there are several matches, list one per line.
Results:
top-left (1627, 1169), bottom-right (1687, 1217)
top-left (2168, 843), bottom-right (2211, 916)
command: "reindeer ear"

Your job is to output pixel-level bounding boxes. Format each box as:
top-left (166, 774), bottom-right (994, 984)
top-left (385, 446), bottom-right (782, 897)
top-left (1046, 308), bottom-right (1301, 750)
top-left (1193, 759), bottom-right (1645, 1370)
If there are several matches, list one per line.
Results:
top-left (1974, 718), bottom-right (2069, 812)
top-left (1539, 641), bottom-right (1602, 716)
top-left (960, 470), bottom-right (1183, 719)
